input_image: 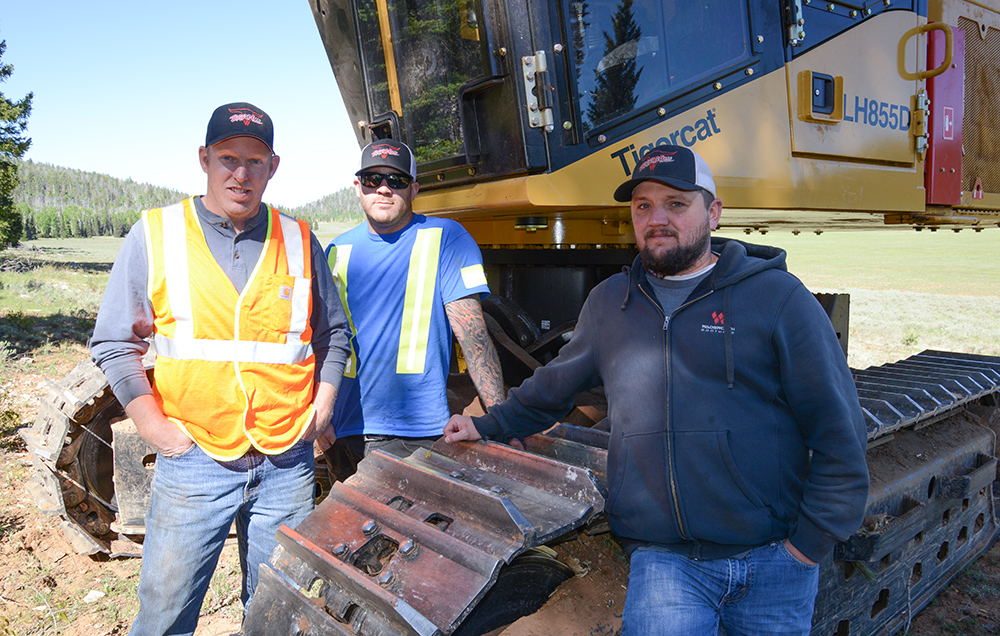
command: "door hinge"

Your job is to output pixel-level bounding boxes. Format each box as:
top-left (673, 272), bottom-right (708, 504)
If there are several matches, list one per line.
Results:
top-left (522, 51), bottom-right (555, 132)
top-left (786, 0), bottom-right (806, 47)
top-left (912, 90), bottom-right (930, 159)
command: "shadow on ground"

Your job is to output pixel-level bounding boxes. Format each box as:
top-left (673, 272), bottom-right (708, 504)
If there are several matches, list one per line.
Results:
top-left (0, 252), bottom-right (114, 275)
top-left (0, 311), bottom-right (96, 356)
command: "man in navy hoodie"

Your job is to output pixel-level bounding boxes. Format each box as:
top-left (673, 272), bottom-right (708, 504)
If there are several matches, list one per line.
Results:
top-left (444, 145), bottom-right (869, 635)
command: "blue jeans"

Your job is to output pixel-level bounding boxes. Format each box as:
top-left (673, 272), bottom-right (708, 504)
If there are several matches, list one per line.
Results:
top-left (622, 542), bottom-right (819, 636)
top-left (129, 441), bottom-right (315, 636)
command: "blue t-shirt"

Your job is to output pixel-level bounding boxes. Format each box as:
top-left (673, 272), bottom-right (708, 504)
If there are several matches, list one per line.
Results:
top-left (327, 214), bottom-right (490, 438)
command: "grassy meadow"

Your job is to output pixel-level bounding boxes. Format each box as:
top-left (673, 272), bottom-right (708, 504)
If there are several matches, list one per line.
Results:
top-left (0, 225), bottom-right (997, 375)
top-left (717, 228), bottom-right (1000, 369)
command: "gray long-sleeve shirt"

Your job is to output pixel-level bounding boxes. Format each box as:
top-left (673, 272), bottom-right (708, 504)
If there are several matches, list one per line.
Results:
top-left (90, 197), bottom-right (349, 409)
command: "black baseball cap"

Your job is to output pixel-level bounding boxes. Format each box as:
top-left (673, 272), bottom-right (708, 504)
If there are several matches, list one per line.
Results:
top-left (613, 145), bottom-right (716, 202)
top-left (357, 139), bottom-right (417, 179)
top-left (205, 102), bottom-right (274, 153)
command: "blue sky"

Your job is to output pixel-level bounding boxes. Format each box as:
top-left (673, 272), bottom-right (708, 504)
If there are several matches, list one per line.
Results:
top-left (1, 1), bottom-right (359, 207)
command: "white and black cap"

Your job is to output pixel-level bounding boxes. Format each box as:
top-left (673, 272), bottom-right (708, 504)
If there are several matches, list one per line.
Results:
top-left (613, 145), bottom-right (716, 202)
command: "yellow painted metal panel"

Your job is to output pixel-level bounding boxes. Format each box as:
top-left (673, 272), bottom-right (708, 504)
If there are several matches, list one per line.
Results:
top-left (787, 12), bottom-right (924, 164)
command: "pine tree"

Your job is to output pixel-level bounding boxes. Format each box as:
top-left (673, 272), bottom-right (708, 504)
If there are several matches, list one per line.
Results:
top-left (0, 38), bottom-right (33, 248)
top-left (585, 0), bottom-right (642, 127)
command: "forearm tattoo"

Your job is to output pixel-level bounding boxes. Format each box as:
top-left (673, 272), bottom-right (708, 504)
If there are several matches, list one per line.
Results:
top-left (446, 297), bottom-right (506, 409)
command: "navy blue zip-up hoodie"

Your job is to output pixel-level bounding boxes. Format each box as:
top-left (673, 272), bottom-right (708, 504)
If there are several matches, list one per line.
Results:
top-left (474, 237), bottom-right (869, 562)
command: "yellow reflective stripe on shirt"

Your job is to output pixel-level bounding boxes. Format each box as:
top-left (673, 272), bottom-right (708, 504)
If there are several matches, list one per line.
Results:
top-left (397, 227), bottom-right (442, 374)
top-left (461, 264), bottom-right (487, 289)
top-left (328, 245), bottom-right (359, 378)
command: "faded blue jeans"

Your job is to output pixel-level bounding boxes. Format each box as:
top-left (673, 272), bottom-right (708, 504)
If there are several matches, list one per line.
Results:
top-left (128, 440), bottom-right (315, 636)
top-left (622, 542), bottom-right (819, 636)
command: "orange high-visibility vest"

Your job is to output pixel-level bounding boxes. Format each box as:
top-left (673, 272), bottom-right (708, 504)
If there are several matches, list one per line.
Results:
top-left (143, 197), bottom-right (315, 460)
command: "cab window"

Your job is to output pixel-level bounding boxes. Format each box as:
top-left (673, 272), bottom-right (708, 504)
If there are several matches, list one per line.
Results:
top-left (567, 0), bottom-right (752, 131)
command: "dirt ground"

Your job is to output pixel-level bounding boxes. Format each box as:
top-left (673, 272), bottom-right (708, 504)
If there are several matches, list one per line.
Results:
top-left (0, 349), bottom-right (243, 636)
top-left (2, 347), bottom-right (1000, 635)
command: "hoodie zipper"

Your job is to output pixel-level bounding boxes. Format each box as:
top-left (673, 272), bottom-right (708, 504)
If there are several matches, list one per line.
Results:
top-left (638, 282), bottom-right (714, 542)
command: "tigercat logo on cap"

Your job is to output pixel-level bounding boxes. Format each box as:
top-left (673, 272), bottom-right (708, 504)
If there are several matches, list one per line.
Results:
top-left (637, 151), bottom-right (677, 173)
top-left (371, 143), bottom-right (401, 159)
top-left (228, 108), bottom-right (264, 127)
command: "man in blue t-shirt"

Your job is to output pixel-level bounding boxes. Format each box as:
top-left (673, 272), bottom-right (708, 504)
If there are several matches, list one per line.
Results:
top-left (321, 139), bottom-right (505, 479)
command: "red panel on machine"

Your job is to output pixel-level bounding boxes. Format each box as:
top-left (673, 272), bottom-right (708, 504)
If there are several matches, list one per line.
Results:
top-left (925, 25), bottom-right (965, 205)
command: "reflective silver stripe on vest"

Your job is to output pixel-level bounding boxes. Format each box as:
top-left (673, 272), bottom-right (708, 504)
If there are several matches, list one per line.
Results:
top-left (277, 211), bottom-right (310, 344)
top-left (153, 333), bottom-right (313, 364)
top-left (155, 204), bottom-right (313, 364)
top-left (161, 202), bottom-right (194, 341)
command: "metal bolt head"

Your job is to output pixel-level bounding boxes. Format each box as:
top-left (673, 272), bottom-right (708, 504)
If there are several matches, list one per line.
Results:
top-left (884, 0), bottom-right (891, 5)
top-left (333, 543), bottom-right (348, 556)
top-left (757, 35), bottom-right (764, 43)
top-left (450, 470), bottom-right (465, 480)
top-left (745, 68), bottom-right (754, 76)
top-left (562, 121), bottom-right (573, 130)
top-left (378, 570), bottom-right (395, 586)
top-left (713, 82), bottom-right (723, 90)
top-left (865, 8), bottom-right (872, 14)
top-left (553, 43), bottom-right (564, 52)
top-left (490, 485), bottom-right (504, 494)
top-left (499, 47), bottom-right (507, 57)
top-left (850, 10), bottom-right (858, 17)
top-left (657, 107), bottom-right (666, 116)
top-left (597, 134), bottom-right (607, 144)
top-left (400, 539), bottom-right (418, 556)
top-left (362, 520), bottom-right (379, 536)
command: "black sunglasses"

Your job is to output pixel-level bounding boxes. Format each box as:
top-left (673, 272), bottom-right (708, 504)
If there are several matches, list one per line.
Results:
top-left (357, 172), bottom-right (413, 190)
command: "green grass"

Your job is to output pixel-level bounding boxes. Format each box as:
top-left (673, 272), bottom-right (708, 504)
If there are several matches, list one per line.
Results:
top-left (719, 228), bottom-right (999, 297)
top-left (717, 229), bottom-right (1000, 368)
top-left (315, 221), bottom-right (359, 246)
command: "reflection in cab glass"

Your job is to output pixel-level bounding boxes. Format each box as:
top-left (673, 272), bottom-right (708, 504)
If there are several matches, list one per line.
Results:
top-left (355, 0), bottom-right (488, 164)
top-left (568, 0), bottom-right (751, 131)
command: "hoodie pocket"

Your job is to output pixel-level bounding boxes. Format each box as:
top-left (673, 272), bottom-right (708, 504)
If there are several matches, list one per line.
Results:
top-left (672, 430), bottom-right (775, 544)
top-left (606, 430), bottom-right (678, 541)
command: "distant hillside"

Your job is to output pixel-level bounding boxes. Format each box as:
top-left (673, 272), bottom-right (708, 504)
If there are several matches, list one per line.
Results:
top-left (12, 160), bottom-right (363, 240)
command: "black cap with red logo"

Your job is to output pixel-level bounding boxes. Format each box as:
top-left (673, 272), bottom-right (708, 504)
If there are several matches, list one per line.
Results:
top-left (357, 139), bottom-right (417, 180)
top-left (205, 102), bottom-right (274, 153)
top-left (613, 145), bottom-right (716, 202)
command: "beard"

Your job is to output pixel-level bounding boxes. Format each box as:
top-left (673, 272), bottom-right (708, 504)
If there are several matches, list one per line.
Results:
top-left (639, 221), bottom-right (711, 277)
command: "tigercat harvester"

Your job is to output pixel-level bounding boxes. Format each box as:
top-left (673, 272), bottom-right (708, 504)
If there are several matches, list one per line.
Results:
top-left (19, 1), bottom-right (1000, 634)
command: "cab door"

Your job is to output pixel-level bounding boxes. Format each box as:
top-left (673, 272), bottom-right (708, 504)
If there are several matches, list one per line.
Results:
top-left (312, 0), bottom-right (548, 184)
